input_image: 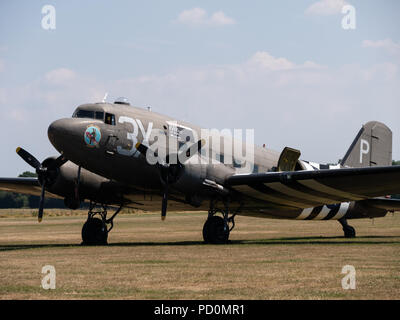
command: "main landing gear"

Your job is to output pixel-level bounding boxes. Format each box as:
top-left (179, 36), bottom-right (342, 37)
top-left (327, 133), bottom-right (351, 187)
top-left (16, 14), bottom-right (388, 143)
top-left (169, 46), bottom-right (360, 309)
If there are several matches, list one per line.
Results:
top-left (81, 202), bottom-right (122, 245)
top-left (202, 202), bottom-right (238, 244)
top-left (338, 218), bottom-right (356, 238)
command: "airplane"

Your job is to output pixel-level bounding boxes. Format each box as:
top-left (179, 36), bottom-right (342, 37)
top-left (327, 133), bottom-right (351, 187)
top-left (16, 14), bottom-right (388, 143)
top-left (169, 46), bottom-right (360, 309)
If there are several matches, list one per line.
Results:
top-left (1, 96), bottom-right (400, 245)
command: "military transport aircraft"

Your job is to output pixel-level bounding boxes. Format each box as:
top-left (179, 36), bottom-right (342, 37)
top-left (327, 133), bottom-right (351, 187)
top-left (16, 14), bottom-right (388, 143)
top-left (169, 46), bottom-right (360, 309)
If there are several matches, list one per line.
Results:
top-left (1, 97), bottom-right (400, 245)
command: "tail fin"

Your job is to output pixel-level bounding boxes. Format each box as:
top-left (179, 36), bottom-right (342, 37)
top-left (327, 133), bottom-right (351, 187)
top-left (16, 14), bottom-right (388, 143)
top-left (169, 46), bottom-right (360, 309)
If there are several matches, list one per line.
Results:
top-left (340, 121), bottom-right (392, 168)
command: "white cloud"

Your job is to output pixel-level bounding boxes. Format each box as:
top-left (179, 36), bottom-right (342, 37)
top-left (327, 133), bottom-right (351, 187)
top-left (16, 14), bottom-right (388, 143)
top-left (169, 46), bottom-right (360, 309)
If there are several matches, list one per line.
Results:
top-left (247, 51), bottom-right (296, 70)
top-left (363, 39), bottom-right (400, 56)
top-left (305, 0), bottom-right (348, 15)
top-left (209, 11), bottom-right (236, 26)
top-left (44, 68), bottom-right (76, 85)
top-left (175, 8), bottom-right (206, 26)
top-left (246, 52), bottom-right (323, 71)
top-left (175, 8), bottom-right (236, 26)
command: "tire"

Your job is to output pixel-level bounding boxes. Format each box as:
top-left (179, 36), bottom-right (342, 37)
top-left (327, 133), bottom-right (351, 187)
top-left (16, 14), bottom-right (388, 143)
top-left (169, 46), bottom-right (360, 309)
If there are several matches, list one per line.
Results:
top-left (202, 216), bottom-right (229, 244)
top-left (81, 217), bottom-right (108, 245)
top-left (343, 225), bottom-right (356, 238)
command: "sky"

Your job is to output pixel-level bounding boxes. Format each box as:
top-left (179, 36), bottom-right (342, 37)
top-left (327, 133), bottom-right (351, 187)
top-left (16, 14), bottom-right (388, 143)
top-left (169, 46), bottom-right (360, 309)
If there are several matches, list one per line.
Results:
top-left (0, 0), bottom-right (399, 176)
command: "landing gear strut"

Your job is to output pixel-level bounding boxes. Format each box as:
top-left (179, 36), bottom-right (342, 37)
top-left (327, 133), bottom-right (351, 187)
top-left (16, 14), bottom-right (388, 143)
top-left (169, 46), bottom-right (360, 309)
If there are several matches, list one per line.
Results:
top-left (338, 218), bottom-right (356, 238)
top-left (202, 201), bottom-right (237, 244)
top-left (81, 202), bottom-right (122, 245)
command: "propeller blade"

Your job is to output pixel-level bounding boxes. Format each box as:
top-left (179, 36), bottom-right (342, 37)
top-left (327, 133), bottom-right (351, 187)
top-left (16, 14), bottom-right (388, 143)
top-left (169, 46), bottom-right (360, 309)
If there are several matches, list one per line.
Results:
top-left (16, 147), bottom-right (41, 170)
top-left (161, 189), bottom-right (168, 220)
top-left (136, 141), bottom-right (181, 221)
top-left (180, 139), bottom-right (205, 161)
top-left (135, 142), bottom-right (149, 155)
top-left (48, 154), bottom-right (68, 170)
top-left (161, 173), bottom-right (169, 221)
top-left (15, 148), bottom-right (68, 223)
top-left (136, 142), bottom-right (168, 167)
top-left (38, 181), bottom-right (46, 223)
top-left (74, 166), bottom-right (81, 204)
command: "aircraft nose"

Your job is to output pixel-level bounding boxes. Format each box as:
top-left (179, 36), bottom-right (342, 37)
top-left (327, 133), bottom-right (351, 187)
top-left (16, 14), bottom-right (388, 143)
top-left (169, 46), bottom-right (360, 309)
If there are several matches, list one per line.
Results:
top-left (48, 119), bottom-right (65, 147)
top-left (48, 118), bottom-right (81, 152)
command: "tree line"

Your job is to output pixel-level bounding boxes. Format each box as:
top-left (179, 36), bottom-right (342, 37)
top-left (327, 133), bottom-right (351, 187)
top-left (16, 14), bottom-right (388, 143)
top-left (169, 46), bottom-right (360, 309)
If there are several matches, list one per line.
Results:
top-left (0, 171), bottom-right (64, 209)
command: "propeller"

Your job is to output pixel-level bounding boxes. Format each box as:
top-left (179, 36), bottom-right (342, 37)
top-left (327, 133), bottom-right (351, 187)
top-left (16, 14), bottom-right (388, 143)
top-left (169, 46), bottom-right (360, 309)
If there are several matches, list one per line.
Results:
top-left (161, 169), bottom-right (168, 221)
top-left (16, 147), bottom-right (67, 222)
top-left (135, 139), bottom-right (204, 220)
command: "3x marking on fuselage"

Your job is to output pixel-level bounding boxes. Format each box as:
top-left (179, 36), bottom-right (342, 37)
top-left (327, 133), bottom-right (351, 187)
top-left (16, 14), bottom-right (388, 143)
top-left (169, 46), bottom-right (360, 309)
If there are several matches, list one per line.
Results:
top-left (116, 116), bottom-right (153, 157)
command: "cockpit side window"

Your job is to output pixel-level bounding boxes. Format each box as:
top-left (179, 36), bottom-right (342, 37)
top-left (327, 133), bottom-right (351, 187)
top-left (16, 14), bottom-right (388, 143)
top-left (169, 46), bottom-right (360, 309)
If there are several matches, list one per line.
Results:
top-left (105, 113), bottom-right (116, 125)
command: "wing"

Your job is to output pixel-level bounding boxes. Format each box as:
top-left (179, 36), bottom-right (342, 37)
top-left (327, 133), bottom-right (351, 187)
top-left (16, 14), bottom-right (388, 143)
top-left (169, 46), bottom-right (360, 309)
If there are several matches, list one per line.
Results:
top-left (0, 177), bottom-right (45, 197)
top-left (226, 165), bottom-right (400, 209)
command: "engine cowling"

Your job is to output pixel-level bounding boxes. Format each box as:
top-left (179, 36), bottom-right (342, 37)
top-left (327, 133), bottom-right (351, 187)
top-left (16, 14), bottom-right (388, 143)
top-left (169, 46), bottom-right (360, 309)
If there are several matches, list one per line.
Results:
top-left (41, 157), bottom-right (122, 208)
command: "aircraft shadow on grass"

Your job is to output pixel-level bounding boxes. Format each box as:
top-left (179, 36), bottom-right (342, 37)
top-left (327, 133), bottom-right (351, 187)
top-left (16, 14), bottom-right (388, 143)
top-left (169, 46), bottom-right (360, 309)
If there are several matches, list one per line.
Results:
top-left (0, 235), bottom-right (399, 252)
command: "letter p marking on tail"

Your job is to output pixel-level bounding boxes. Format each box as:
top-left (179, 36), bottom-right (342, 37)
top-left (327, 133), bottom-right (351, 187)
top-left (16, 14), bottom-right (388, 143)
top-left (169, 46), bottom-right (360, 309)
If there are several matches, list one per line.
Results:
top-left (360, 139), bottom-right (370, 164)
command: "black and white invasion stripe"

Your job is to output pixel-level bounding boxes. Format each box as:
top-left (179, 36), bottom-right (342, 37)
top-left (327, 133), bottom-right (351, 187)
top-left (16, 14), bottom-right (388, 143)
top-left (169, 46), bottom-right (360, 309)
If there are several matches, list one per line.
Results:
top-left (295, 202), bottom-right (350, 220)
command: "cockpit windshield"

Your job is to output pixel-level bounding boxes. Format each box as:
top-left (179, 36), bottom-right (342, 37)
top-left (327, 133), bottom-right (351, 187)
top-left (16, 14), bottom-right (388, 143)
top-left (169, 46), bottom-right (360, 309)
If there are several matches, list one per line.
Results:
top-left (73, 109), bottom-right (104, 120)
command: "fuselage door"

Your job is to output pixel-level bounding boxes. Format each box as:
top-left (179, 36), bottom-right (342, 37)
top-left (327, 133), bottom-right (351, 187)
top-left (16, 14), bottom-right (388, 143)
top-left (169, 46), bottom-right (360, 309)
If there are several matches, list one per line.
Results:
top-left (277, 147), bottom-right (301, 171)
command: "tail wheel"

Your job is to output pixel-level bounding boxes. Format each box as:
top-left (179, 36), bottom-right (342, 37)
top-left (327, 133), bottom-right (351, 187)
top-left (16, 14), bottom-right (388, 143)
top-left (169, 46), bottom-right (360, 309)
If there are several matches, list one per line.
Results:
top-left (81, 217), bottom-right (108, 245)
top-left (203, 216), bottom-right (229, 244)
top-left (343, 225), bottom-right (356, 238)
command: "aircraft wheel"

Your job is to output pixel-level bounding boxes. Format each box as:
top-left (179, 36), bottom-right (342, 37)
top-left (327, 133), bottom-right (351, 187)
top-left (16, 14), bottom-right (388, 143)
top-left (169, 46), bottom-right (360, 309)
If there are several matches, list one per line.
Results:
top-left (81, 217), bottom-right (108, 245)
top-left (202, 216), bottom-right (229, 244)
top-left (343, 225), bottom-right (356, 238)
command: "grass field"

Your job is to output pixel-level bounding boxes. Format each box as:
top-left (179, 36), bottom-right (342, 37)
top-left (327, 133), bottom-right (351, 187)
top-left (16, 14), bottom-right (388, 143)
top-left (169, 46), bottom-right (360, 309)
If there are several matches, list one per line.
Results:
top-left (0, 209), bottom-right (399, 300)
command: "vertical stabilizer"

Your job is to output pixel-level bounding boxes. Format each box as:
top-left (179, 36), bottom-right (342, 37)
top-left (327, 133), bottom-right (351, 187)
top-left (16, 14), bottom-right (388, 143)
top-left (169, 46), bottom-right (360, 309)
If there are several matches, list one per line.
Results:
top-left (340, 121), bottom-right (392, 168)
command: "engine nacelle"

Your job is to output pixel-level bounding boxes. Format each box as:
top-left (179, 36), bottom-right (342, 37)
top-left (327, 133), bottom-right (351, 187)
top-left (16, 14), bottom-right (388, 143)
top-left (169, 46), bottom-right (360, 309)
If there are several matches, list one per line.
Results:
top-left (42, 157), bottom-right (122, 207)
top-left (346, 200), bottom-right (389, 219)
top-left (171, 155), bottom-right (235, 206)
top-left (172, 159), bottom-right (206, 197)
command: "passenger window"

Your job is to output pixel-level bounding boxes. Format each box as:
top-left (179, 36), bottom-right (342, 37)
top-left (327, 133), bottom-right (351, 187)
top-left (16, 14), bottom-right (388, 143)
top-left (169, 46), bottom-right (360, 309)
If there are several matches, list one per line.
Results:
top-left (105, 113), bottom-right (116, 125)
